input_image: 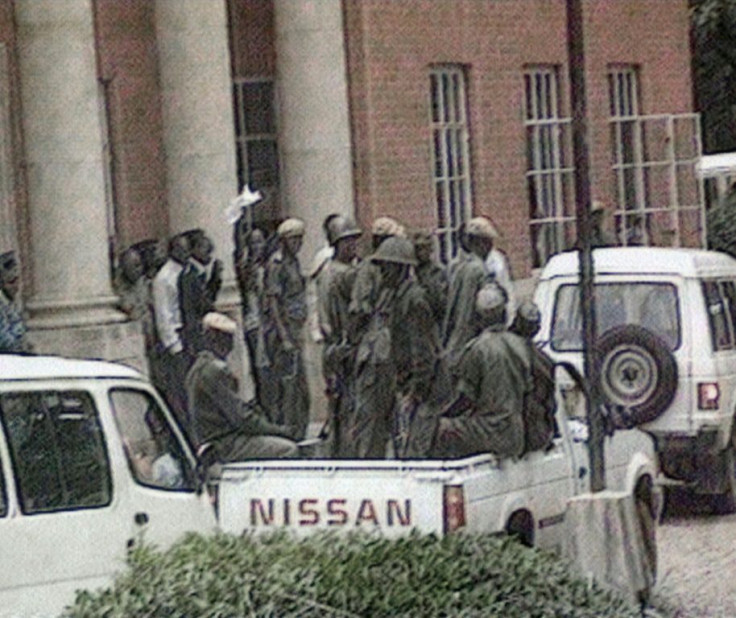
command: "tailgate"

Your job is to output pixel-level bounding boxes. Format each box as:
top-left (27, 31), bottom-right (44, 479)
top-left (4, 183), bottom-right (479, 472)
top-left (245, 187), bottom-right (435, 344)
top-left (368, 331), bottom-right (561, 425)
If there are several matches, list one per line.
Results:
top-left (217, 457), bottom-right (494, 537)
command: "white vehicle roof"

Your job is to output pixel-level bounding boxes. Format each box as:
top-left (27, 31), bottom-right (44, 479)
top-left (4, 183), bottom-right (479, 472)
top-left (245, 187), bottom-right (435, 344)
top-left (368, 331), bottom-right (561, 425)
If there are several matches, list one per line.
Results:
top-left (539, 247), bottom-right (736, 281)
top-left (0, 354), bottom-right (144, 382)
top-left (697, 152), bottom-right (736, 178)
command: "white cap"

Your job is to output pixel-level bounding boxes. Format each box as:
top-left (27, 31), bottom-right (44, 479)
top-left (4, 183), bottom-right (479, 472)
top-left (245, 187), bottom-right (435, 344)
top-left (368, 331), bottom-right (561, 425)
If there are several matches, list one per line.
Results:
top-left (202, 312), bottom-right (237, 335)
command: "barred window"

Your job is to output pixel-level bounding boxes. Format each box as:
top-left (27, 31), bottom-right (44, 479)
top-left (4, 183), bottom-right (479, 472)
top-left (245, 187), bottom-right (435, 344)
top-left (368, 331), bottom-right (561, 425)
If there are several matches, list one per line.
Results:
top-left (430, 65), bottom-right (473, 263)
top-left (524, 66), bottom-right (575, 267)
top-left (233, 78), bottom-right (279, 196)
top-left (609, 66), bottom-right (648, 245)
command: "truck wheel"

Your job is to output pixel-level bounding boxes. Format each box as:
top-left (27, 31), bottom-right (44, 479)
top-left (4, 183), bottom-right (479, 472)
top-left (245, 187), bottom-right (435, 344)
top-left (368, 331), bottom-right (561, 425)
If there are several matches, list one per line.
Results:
top-left (506, 510), bottom-right (534, 547)
top-left (634, 476), bottom-right (657, 583)
top-left (596, 325), bottom-right (677, 426)
top-left (711, 436), bottom-right (736, 515)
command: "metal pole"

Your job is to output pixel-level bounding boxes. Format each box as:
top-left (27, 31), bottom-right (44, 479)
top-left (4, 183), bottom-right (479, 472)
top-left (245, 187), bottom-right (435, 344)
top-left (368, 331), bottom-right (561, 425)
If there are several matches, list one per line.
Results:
top-left (566, 0), bottom-right (606, 491)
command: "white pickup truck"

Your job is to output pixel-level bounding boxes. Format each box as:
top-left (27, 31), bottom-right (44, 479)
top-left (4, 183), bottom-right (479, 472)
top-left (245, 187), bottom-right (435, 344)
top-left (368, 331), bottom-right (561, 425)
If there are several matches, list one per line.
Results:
top-left (0, 354), bottom-right (657, 617)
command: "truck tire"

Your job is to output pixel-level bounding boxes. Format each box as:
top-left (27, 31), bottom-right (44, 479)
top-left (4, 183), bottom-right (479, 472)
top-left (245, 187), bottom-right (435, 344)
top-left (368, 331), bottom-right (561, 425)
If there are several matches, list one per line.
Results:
top-left (506, 510), bottom-right (534, 547)
top-left (596, 325), bottom-right (677, 426)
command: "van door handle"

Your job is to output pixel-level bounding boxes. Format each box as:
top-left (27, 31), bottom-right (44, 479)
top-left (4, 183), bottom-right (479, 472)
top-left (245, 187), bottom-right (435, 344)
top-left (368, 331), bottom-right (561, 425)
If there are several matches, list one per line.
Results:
top-left (134, 512), bottom-right (149, 526)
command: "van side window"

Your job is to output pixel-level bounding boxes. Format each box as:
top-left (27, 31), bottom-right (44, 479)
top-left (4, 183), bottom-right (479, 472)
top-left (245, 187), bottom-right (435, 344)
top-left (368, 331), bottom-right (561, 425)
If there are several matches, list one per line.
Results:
top-left (0, 459), bottom-right (6, 518)
top-left (721, 281), bottom-right (736, 345)
top-left (0, 391), bottom-right (112, 514)
top-left (702, 281), bottom-right (733, 350)
top-left (109, 389), bottom-right (195, 491)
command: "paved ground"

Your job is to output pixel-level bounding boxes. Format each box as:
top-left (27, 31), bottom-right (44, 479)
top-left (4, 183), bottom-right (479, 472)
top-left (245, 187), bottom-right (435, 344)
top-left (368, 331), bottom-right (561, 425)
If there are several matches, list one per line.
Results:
top-left (653, 488), bottom-right (736, 617)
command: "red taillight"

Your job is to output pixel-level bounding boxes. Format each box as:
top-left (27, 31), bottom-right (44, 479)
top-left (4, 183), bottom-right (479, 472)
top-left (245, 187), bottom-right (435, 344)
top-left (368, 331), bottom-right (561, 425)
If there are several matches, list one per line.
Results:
top-left (698, 382), bottom-right (720, 410)
top-left (443, 485), bottom-right (466, 534)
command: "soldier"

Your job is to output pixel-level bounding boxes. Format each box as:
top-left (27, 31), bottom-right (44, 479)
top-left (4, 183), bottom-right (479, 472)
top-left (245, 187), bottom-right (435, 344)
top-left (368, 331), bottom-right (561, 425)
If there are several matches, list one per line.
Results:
top-left (348, 216), bottom-right (404, 458)
top-left (442, 216), bottom-right (498, 378)
top-left (263, 218), bottom-right (310, 440)
top-left (371, 237), bottom-right (450, 458)
top-left (186, 312), bottom-right (298, 461)
top-left (234, 227), bottom-right (276, 418)
top-left (509, 300), bottom-right (557, 453)
top-left (0, 250), bottom-right (31, 354)
top-left (115, 246), bottom-right (156, 375)
top-left (322, 217), bottom-right (362, 456)
top-left (432, 283), bottom-right (531, 459)
top-left (412, 230), bottom-right (448, 330)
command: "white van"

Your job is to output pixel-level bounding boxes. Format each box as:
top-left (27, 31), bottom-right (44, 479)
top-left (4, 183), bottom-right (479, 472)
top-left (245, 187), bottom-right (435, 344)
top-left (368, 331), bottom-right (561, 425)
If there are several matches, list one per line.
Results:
top-left (0, 355), bottom-right (217, 617)
top-left (534, 247), bottom-right (736, 511)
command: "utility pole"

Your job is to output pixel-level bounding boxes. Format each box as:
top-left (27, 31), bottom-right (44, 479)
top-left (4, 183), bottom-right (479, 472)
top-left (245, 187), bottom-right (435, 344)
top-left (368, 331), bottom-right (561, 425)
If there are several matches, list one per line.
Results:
top-left (566, 0), bottom-right (606, 492)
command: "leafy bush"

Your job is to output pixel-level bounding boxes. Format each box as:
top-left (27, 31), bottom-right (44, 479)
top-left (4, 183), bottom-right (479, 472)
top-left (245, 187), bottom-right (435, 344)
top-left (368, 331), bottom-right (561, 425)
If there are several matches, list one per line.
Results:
top-left (63, 531), bottom-right (643, 618)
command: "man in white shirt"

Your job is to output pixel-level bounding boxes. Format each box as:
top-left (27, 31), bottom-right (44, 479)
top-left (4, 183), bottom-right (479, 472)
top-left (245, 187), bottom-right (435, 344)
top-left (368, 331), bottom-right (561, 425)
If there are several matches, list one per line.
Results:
top-left (485, 246), bottom-right (516, 321)
top-left (152, 233), bottom-right (191, 436)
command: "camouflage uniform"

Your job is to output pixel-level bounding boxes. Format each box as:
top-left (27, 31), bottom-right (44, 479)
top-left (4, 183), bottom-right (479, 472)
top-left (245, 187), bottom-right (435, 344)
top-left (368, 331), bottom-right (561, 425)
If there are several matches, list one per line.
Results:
top-left (433, 325), bottom-right (531, 459)
top-left (348, 260), bottom-right (394, 458)
top-left (263, 247), bottom-right (310, 439)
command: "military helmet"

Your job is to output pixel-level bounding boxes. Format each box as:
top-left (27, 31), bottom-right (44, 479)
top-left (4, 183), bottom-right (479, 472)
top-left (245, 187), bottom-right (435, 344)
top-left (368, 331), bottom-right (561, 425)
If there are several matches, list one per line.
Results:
top-left (277, 217), bottom-right (306, 238)
top-left (466, 216), bottom-right (499, 240)
top-left (370, 237), bottom-right (417, 266)
top-left (475, 283), bottom-right (508, 316)
top-left (516, 300), bottom-right (541, 326)
top-left (329, 215), bottom-right (362, 243)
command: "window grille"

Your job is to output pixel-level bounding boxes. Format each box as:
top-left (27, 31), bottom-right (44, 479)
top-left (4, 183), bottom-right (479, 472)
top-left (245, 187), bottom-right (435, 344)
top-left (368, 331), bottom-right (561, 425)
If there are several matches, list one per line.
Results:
top-left (609, 66), bottom-right (649, 245)
top-left (524, 66), bottom-right (575, 267)
top-left (430, 65), bottom-right (472, 263)
top-left (609, 67), bottom-right (705, 247)
top-left (232, 77), bottom-right (279, 197)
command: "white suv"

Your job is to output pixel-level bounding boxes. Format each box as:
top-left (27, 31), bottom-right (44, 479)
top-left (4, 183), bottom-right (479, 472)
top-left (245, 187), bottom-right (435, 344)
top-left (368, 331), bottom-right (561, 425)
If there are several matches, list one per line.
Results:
top-left (534, 247), bottom-right (736, 512)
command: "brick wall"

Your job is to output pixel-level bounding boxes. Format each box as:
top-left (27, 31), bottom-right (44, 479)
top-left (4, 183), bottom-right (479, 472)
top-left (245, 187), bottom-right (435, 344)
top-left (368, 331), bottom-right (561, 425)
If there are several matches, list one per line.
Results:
top-left (344, 0), bottom-right (694, 278)
top-left (94, 0), bottom-right (168, 251)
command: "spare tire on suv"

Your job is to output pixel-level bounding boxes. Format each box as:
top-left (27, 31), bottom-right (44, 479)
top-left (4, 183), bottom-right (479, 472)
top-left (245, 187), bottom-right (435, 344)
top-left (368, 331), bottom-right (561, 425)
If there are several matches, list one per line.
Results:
top-left (595, 325), bottom-right (678, 427)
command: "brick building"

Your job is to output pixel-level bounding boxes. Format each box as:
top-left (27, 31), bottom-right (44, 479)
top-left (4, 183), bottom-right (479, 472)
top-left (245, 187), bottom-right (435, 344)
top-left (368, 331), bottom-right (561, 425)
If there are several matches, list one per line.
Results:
top-left (0, 0), bottom-right (698, 371)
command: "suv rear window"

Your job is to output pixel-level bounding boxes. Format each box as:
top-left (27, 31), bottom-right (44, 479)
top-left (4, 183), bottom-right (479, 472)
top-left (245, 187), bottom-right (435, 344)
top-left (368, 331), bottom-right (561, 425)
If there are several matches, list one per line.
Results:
top-left (551, 282), bottom-right (680, 351)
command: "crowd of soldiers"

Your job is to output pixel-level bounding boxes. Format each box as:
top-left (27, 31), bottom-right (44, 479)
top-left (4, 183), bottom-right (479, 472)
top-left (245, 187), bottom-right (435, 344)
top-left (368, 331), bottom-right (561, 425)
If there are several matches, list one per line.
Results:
top-left (0, 210), bottom-right (556, 464)
top-left (305, 213), bottom-right (555, 461)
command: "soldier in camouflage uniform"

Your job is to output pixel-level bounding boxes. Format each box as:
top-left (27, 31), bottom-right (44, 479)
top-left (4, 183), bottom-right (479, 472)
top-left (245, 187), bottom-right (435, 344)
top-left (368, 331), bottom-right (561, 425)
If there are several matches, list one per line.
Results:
top-left (371, 237), bottom-right (450, 458)
top-left (322, 217), bottom-right (362, 457)
top-left (432, 283), bottom-right (530, 459)
top-left (442, 216), bottom-right (499, 380)
top-left (412, 230), bottom-right (448, 331)
top-left (263, 218), bottom-right (310, 440)
top-left (348, 217), bottom-right (404, 458)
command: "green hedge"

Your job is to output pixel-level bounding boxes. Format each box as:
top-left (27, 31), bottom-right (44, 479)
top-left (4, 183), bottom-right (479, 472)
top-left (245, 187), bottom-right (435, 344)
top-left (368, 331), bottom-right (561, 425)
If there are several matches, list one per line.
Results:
top-left (63, 531), bottom-right (644, 618)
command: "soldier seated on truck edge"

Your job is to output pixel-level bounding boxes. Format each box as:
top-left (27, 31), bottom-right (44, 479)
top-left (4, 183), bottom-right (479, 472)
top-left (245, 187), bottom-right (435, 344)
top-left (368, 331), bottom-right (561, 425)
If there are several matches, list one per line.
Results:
top-left (185, 312), bottom-right (299, 462)
top-left (431, 283), bottom-right (529, 460)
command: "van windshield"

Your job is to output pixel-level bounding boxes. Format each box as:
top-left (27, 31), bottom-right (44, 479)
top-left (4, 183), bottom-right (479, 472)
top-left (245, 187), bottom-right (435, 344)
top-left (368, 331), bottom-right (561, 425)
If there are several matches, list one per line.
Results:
top-left (551, 282), bottom-right (680, 351)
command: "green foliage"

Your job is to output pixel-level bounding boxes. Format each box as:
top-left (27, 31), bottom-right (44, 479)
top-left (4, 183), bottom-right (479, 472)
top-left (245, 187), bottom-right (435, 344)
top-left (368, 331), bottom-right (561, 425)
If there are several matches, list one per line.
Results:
top-left (707, 190), bottom-right (736, 256)
top-left (691, 0), bottom-right (736, 152)
top-left (62, 531), bottom-right (643, 618)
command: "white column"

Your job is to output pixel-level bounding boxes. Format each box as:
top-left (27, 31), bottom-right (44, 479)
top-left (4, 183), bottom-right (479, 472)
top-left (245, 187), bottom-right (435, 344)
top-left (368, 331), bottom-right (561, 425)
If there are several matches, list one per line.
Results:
top-left (273, 0), bottom-right (356, 263)
top-left (15, 0), bottom-right (120, 327)
top-left (155, 0), bottom-right (238, 295)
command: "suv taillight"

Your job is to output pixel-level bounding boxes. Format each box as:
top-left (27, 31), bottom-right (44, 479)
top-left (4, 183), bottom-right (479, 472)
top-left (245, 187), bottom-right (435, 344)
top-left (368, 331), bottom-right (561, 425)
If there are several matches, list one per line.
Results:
top-left (443, 485), bottom-right (466, 534)
top-left (698, 382), bottom-right (720, 410)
